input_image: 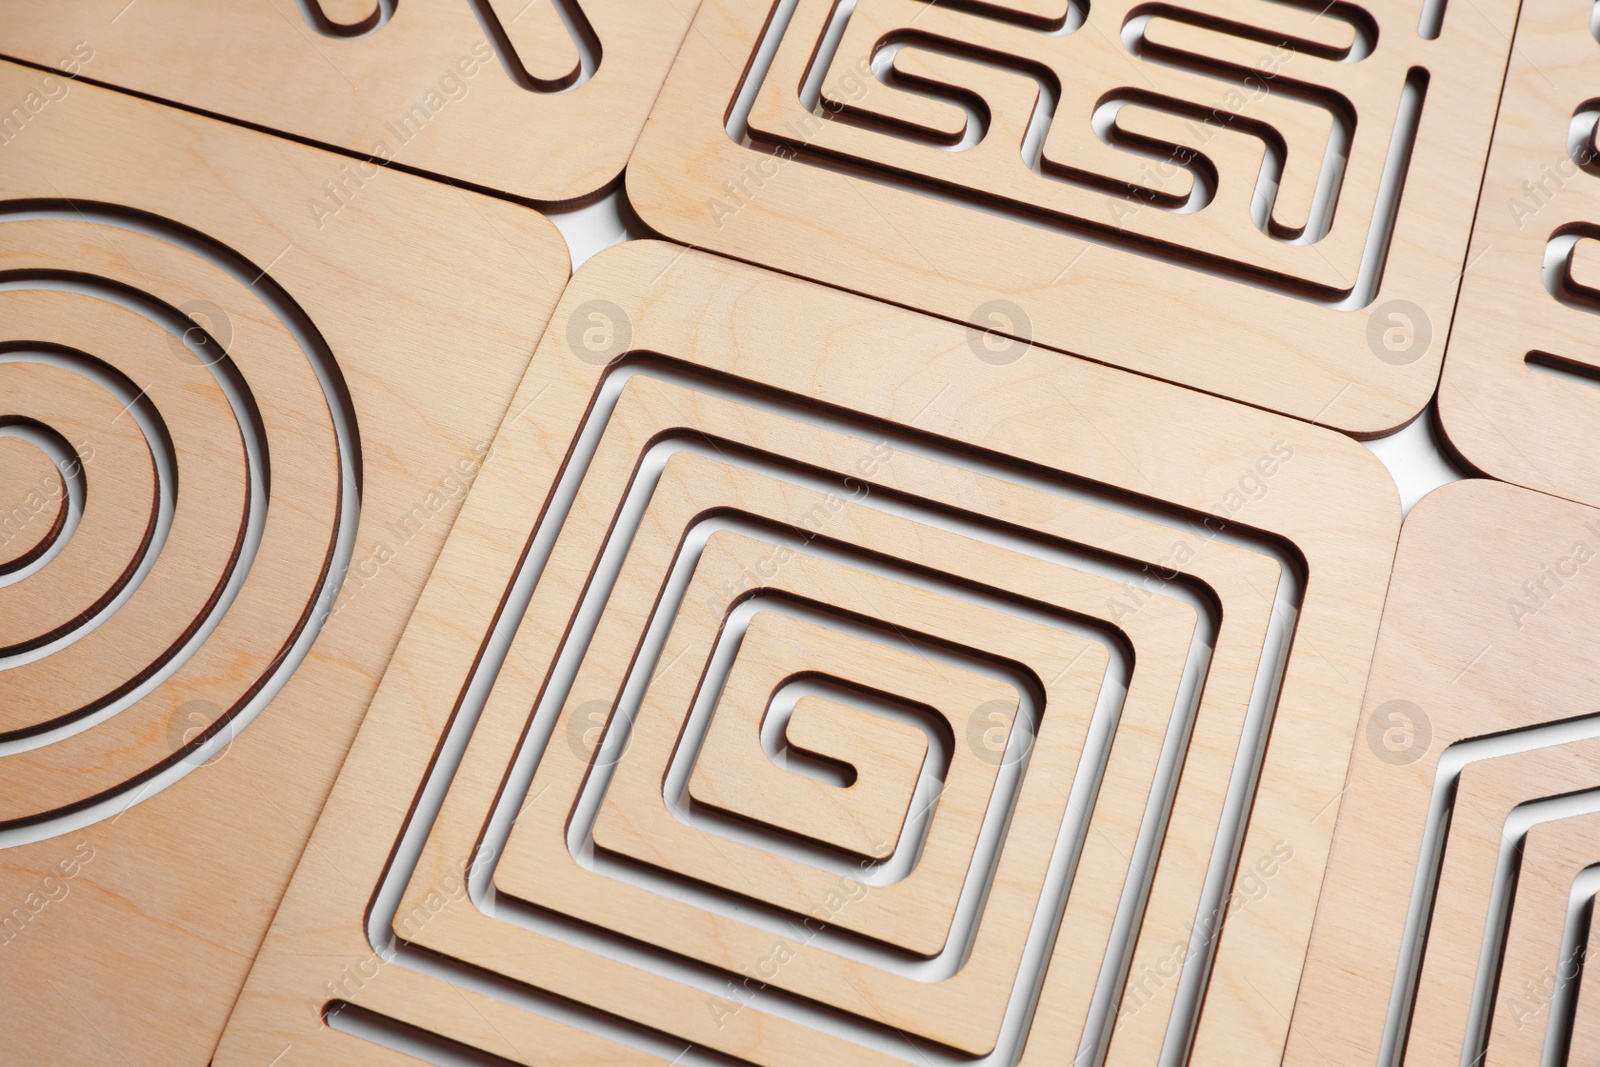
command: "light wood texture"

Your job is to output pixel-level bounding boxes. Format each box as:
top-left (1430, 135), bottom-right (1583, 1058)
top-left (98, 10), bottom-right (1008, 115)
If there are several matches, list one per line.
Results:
top-left (0, 60), bottom-right (568, 1066)
top-left (0, 436), bottom-right (67, 572)
top-left (1566, 906), bottom-right (1600, 1058)
top-left (627, 0), bottom-right (1517, 435)
top-left (685, 611), bottom-right (939, 864)
top-left (0, 0), bottom-right (692, 208)
top-left (0, 293), bottom-right (258, 757)
top-left (1401, 741), bottom-right (1600, 1065)
top-left (0, 354), bottom-right (159, 670)
top-left (1482, 813), bottom-right (1600, 1066)
top-left (497, 503), bottom-right (1099, 1016)
top-left (1286, 480), bottom-right (1600, 1067)
top-left (214, 241), bottom-right (1398, 1067)
top-left (1438, 0), bottom-right (1600, 508)
top-left (404, 377), bottom-right (1157, 1056)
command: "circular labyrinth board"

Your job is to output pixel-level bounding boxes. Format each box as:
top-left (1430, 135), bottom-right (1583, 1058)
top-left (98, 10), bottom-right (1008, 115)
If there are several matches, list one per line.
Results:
top-left (214, 242), bottom-right (1400, 1067)
top-left (0, 61), bottom-right (569, 1067)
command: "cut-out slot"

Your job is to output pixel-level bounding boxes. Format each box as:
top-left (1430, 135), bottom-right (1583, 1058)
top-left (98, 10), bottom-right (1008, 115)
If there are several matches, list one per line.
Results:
top-left (295, 0), bottom-right (397, 37)
top-left (0, 420), bottom-right (81, 583)
top-left (356, 353), bottom-right (1304, 1067)
top-left (469, 0), bottom-right (601, 93)
top-left (0, 201), bottom-right (360, 843)
top-left (733, 0), bottom-right (1430, 306)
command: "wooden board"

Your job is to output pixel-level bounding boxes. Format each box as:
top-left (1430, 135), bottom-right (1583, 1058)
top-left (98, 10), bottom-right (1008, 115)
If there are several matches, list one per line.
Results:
top-left (684, 609), bottom-right (948, 865)
top-left (0, 435), bottom-right (68, 572)
top-left (1437, 0), bottom-right (1600, 509)
top-left (1482, 812), bottom-right (1600, 1066)
top-left (214, 240), bottom-right (1399, 1067)
top-left (1401, 740), bottom-right (1600, 1065)
top-left (625, 0), bottom-right (1516, 436)
top-left (0, 0), bottom-right (693, 208)
top-left (1286, 479), bottom-right (1600, 1067)
top-left (0, 59), bottom-right (569, 1065)
top-left (1567, 896), bottom-right (1600, 1057)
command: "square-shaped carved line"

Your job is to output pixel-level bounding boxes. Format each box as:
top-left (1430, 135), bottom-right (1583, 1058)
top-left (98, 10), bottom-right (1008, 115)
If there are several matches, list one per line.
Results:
top-left (213, 244), bottom-right (1397, 1067)
top-left (388, 365), bottom-right (1290, 1059)
top-left (631, 0), bottom-right (1518, 432)
top-left (569, 520), bottom-right (1077, 962)
top-left (1438, 0), bottom-right (1600, 509)
top-left (426, 451), bottom-right (1129, 1053)
top-left (683, 606), bottom-right (963, 867)
top-left (601, 591), bottom-right (1024, 921)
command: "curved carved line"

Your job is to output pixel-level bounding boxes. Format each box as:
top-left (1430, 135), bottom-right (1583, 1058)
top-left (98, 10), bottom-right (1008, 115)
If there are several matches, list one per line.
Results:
top-left (470, 0), bottom-right (602, 94)
top-left (0, 200), bottom-right (363, 835)
top-left (296, 0), bottom-right (396, 39)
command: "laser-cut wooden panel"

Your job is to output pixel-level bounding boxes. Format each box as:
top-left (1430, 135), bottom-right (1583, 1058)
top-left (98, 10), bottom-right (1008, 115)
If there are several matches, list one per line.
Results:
top-left (0, 60), bottom-right (568, 1065)
top-left (0, 0), bottom-right (692, 208)
top-left (626, 0), bottom-right (1515, 435)
top-left (1401, 741), bottom-right (1600, 1065)
top-left (685, 610), bottom-right (947, 864)
top-left (0, 436), bottom-right (67, 572)
top-left (214, 241), bottom-right (1398, 1067)
top-left (1568, 889), bottom-right (1600, 1056)
top-left (1438, 0), bottom-right (1600, 509)
top-left (1484, 813), bottom-right (1600, 1066)
top-left (1288, 479), bottom-right (1600, 1067)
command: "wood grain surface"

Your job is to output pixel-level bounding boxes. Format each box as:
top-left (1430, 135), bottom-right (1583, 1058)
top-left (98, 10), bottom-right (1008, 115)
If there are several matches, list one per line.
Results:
top-left (1484, 812), bottom-right (1600, 1066)
top-left (1393, 739), bottom-right (1600, 1066)
top-left (1439, 0), bottom-right (1600, 510)
top-left (213, 241), bottom-right (1398, 1067)
top-left (627, 0), bottom-right (1514, 434)
top-left (684, 609), bottom-right (948, 865)
top-left (0, 59), bottom-right (568, 1067)
top-left (0, 0), bottom-right (692, 207)
top-left (1287, 479), bottom-right (1600, 1067)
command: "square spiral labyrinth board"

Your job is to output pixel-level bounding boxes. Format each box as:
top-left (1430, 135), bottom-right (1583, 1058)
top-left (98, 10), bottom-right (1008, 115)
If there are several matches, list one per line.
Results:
top-left (216, 242), bottom-right (1398, 1067)
top-left (0, 61), bottom-right (568, 1065)
top-left (1439, 0), bottom-right (1600, 510)
top-left (1286, 480), bottom-right (1600, 1067)
top-left (0, 0), bottom-right (693, 206)
top-left (627, 0), bottom-right (1517, 435)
